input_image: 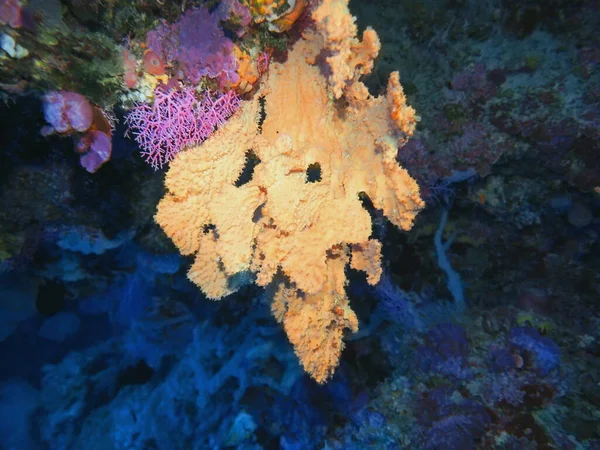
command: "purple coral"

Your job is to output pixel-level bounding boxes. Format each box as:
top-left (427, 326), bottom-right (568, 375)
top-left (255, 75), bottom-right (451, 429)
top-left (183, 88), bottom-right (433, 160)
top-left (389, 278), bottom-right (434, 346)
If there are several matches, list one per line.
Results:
top-left (509, 326), bottom-right (560, 376)
top-left (451, 63), bottom-right (499, 101)
top-left (375, 275), bottom-right (422, 330)
top-left (147, 7), bottom-right (238, 87)
top-left (416, 388), bottom-right (491, 450)
top-left (216, 0), bottom-right (252, 36)
top-left (125, 86), bottom-right (240, 169)
top-left (418, 323), bottom-right (472, 380)
top-left (482, 373), bottom-right (526, 407)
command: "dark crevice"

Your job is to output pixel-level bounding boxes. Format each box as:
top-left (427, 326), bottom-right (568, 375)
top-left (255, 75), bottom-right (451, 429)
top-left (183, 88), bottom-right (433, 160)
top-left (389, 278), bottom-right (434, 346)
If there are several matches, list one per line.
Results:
top-left (257, 96), bottom-right (266, 133)
top-left (306, 162), bottom-right (322, 183)
top-left (235, 150), bottom-right (261, 187)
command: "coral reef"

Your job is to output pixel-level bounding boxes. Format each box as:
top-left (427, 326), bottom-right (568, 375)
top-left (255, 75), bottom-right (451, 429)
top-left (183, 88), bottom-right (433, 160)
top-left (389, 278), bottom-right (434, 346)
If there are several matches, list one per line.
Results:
top-left (0, 0), bottom-right (599, 448)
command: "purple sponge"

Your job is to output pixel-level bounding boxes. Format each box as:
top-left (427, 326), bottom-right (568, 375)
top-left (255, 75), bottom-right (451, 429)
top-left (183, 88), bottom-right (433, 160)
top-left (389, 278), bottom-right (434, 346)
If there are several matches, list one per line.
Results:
top-left (147, 7), bottom-right (238, 87)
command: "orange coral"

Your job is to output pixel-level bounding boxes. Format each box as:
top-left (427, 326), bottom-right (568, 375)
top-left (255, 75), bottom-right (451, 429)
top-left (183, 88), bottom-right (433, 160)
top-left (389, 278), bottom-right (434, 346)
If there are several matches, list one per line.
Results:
top-left (242, 0), bottom-right (305, 32)
top-left (243, 0), bottom-right (287, 18)
top-left (273, 0), bottom-right (307, 32)
top-left (155, 0), bottom-right (424, 383)
top-left (230, 45), bottom-right (261, 94)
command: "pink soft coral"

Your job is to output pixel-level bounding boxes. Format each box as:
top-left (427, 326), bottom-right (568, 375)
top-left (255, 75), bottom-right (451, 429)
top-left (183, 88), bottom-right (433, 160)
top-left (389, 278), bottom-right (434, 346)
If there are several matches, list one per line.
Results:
top-left (125, 86), bottom-right (240, 170)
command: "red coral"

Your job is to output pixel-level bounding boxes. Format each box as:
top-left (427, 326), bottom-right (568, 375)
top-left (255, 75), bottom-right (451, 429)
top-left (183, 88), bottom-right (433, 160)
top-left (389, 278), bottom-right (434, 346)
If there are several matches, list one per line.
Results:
top-left (143, 49), bottom-right (165, 76)
top-left (41, 91), bottom-right (112, 173)
top-left (41, 91), bottom-right (93, 135)
top-left (0, 0), bottom-right (22, 28)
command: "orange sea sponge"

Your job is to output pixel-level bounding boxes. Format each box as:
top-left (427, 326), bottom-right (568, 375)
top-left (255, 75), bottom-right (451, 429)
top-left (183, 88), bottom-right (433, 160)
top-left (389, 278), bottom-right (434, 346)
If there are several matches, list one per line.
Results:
top-left (156, 0), bottom-right (423, 383)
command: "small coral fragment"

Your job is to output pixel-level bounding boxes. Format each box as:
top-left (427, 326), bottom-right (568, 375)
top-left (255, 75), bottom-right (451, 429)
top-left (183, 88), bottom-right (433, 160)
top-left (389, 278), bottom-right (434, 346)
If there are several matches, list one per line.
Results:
top-left (350, 240), bottom-right (383, 285)
top-left (387, 71), bottom-right (419, 139)
top-left (187, 230), bottom-right (234, 300)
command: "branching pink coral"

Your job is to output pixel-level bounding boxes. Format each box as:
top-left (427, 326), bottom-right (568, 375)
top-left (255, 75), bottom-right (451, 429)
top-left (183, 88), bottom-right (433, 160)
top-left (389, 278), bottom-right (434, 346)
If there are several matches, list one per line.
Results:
top-left (125, 86), bottom-right (240, 170)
